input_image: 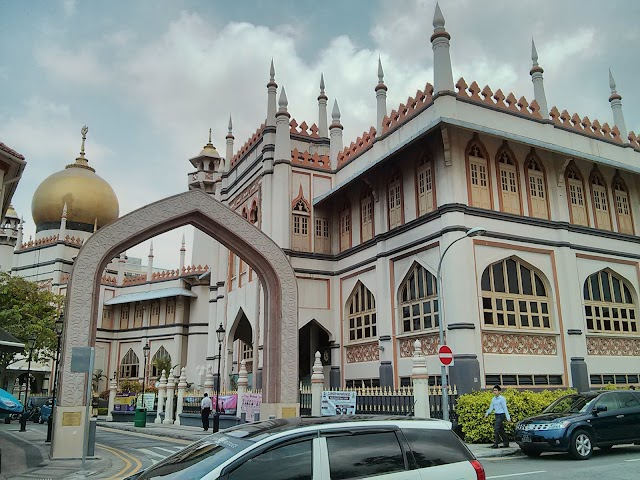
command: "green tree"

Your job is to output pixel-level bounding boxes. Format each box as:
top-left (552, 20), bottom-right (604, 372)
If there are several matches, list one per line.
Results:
top-left (92, 369), bottom-right (107, 392)
top-left (151, 356), bottom-right (178, 381)
top-left (0, 272), bottom-right (64, 386)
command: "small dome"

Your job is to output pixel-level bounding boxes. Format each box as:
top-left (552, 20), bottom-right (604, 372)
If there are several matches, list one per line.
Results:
top-left (5, 205), bottom-right (18, 219)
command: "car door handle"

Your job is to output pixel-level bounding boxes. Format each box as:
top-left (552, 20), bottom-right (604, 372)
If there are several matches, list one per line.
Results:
top-left (616, 415), bottom-right (624, 418)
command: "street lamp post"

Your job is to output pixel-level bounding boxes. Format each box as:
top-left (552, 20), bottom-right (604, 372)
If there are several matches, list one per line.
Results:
top-left (213, 323), bottom-right (225, 433)
top-left (19, 336), bottom-right (37, 432)
top-left (437, 227), bottom-right (486, 422)
top-left (141, 342), bottom-right (150, 412)
top-left (46, 313), bottom-right (64, 442)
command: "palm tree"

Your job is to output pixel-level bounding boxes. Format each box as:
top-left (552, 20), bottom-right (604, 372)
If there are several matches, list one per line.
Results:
top-left (92, 369), bottom-right (107, 392)
top-left (151, 356), bottom-right (177, 381)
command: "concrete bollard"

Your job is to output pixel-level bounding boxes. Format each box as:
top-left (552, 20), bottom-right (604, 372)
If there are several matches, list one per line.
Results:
top-left (411, 340), bottom-right (430, 418)
top-left (236, 360), bottom-right (248, 419)
top-left (155, 370), bottom-right (167, 424)
top-left (175, 368), bottom-right (188, 425)
top-left (311, 351), bottom-right (325, 417)
top-left (107, 377), bottom-right (117, 422)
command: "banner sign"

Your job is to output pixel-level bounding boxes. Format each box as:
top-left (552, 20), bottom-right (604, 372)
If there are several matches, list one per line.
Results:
top-left (212, 394), bottom-right (238, 415)
top-left (136, 393), bottom-right (156, 410)
top-left (113, 393), bottom-right (137, 412)
top-left (241, 393), bottom-right (262, 419)
top-left (321, 391), bottom-right (357, 416)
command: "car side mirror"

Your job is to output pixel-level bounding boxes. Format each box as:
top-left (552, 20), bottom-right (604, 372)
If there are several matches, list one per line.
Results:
top-left (593, 405), bottom-right (607, 413)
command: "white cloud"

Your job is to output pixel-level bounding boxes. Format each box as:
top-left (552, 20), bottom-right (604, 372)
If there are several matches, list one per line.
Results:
top-left (35, 45), bottom-right (112, 88)
top-left (62, 0), bottom-right (76, 17)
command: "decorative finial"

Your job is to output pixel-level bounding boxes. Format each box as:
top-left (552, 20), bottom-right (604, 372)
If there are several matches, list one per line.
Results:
top-left (332, 99), bottom-right (341, 121)
top-left (181, 233), bottom-right (185, 246)
top-left (609, 69), bottom-right (617, 93)
top-left (320, 73), bottom-right (325, 94)
top-left (228, 115), bottom-right (233, 133)
top-left (93, 218), bottom-right (98, 233)
top-left (270, 59), bottom-right (275, 82)
top-left (378, 56), bottom-right (384, 83)
top-left (79, 125), bottom-right (89, 158)
top-left (208, 128), bottom-right (212, 144)
top-left (531, 38), bottom-right (538, 66)
top-left (62, 203), bottom-right (68, 219)
top-left (278, 86), bottom-right (288, 110)
top-left (149, 241), bottom-right (153, 255)
top-left (433, 2), bottom-right (445, 30)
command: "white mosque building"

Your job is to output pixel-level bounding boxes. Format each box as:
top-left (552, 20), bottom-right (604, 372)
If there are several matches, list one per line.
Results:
top-left (8, 4), bottom-right (640, 397)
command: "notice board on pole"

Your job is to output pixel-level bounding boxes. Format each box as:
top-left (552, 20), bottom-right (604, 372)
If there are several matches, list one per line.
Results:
top-left (321, 391), bottom-right (356, 416)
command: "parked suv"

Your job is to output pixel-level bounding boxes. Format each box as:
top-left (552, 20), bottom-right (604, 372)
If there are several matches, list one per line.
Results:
top-left (514, 390), bottom-right (640, 459)
top-left (127, 416), bottom-right (485, 479)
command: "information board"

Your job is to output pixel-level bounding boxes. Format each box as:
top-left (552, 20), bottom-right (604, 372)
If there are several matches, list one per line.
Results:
top-left (321, 391), bottom-right (357, 416)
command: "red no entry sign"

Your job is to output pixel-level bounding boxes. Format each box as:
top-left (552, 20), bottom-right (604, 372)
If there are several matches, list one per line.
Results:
top-left (438, 345), bottom-right (454, 367)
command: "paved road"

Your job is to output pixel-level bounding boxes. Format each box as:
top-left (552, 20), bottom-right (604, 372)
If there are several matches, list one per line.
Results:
top-left (481, 445), bottom-right (640, 480)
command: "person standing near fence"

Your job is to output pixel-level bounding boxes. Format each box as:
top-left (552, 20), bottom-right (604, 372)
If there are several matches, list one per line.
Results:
top-left (485, 385), bottom-right (510, 448)
top-left (201, 393), bottom-right (213, 431)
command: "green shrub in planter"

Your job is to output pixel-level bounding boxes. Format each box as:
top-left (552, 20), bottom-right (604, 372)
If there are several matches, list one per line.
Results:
top-left (97, 408), bottom-right (109, 416)
top-left (455, 388), bottom-right (575, 443)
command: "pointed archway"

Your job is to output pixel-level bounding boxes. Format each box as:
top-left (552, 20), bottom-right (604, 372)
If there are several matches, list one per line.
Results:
top-left (52, 189), bottom-right (298, 458)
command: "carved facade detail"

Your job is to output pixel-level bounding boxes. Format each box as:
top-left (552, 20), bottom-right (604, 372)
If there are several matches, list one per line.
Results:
top-left (346, 342), bottom-right (379, 363)
top-left (586, 336), bottom-right (640, 356)
top-left (399, 334), bottom-right (439, 357)
top-left (482, 332), bottom-right (557, 355)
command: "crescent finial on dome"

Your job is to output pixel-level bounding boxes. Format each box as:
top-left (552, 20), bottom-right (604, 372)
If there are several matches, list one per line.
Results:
top-left (80, 125), bottom-right (89, 158)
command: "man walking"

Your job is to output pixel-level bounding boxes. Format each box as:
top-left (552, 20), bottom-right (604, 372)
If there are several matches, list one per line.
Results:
top-left (485, 385), bottom-right (510, 448)
top-left (201, 393), bottom-right (213, 431)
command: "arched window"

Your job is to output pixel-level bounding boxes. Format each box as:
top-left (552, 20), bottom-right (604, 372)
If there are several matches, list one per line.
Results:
top-left (292, 196), bottom-right (311, 252)
top-left (242, 208), bottom-right (248, 221)
top-left (387, 171), bottom-right (403, 229)
top-left (346, 282), bottom-right (377, 342)
top-left (250, 202), bottom-right (259, 225)
top-left (590, 168), bottom-right (611, 231)
top-left (496, 143), bottom-right (521, 215)
top-left (565, 162), bottom-right (588, 227)
top-left (151, 346), bottom-right (172, 378)
top-left (612, 174), bottom-right (634, 235)
top-left (481, 257), bottom-right (551, 330)
top-left (399, 263), bottom-right (439, 333)
top-left (339, 203), bottom-right (351, 252)
top-left (416, 154), bottom-right (435, 216)
top-left (119, 348), bottom-right (139, 379)
top-left (360, 188), bottom-right (374, 242)
top-left (584, 270), bottom-right (637, 334)
top-left (525, 150), bottom-right (549, 220)
top-left (466, 136), bottom-right (492, 210)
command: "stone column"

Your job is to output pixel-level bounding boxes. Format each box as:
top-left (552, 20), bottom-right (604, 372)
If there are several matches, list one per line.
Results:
top-left (164, 375), bottom-right (176, 425)
top-left (236, 360), bottom-right (248, 419)
top-left (155, 370), bottom-right (167, 424)
top-left (411, 340), bottom-right (431, 418)
top-left (311, 352), bottom-right (324, 417)
top-left (175, 368), bottom-right (188, 425)
top-left (329, 342), bottom-right (341, 390)
top-left (203, 366), bottom-right (214, 396)
top-left (106, 377), bottom-right (117, 422)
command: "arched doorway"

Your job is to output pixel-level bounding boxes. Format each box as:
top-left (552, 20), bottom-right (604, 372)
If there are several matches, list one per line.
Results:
top-left (52, 189), bottom-right (298, 458)
top-left (298, 320), bottom-right (331, 385)
top-left (227, 308), bottom-right (254, 389)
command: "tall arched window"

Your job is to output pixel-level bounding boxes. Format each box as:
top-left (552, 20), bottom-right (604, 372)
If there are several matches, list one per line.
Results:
top-left (416, 154), bottom-right (435, 216)
top-left (346, 282), bottom-right (377, 342)
top-left (466, 136), bottom-right (492, 210)
top-left (590, 168), bottom-right (612, 231)
top-left (399, 263), bottom-right (439, 333)
top-left (496, 143), bottom-right (521, 215)
top-left (565, 162), bottom-right (588, 227)
top-left (612, 174), bottom-right (634, 235)
top-left (250, 201), bottom-right (259, 225)
top-left (387, 171), bottom-right (403, 229)
top-left (584, 270), bottom-right (637, 334)
top-left (525, 150), bottom-right (549, 220)
top-left (360, 188), bottom-right (374, 242)
top-left (119, 348), bottom-right (139, 379)
top-left (339, 203), bottom-right (351, 252)
top-left (481, 257), bottom-right (551, 330)
top-left (292, 196), bottom-right (311, 252)
top-left (242, 208), bottom-right (248, 221)
top-left (151, 346), bottom-right (172, 378)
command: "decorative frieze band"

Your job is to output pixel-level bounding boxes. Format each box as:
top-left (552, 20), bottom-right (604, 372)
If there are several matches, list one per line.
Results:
top-left (346, 342), bottom-right (379, 363)
top-left (482, 332), bottom-right (557, 355)
top-left (399, 334), bottom-right (439, 357)
top-left (587, 336), bottom-right (640, 356)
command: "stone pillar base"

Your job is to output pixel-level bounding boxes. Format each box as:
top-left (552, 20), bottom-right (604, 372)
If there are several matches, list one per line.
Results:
top-left (50, 406), bottom-right (88, 459)
top-left (448, 355), bottom-right (481, 395)
top-left (379, 361), bottom-right (394, 388)
top-left (570, 357), bottom-right (589, 393)
top-left (259, 402), bottom-right (300, 421)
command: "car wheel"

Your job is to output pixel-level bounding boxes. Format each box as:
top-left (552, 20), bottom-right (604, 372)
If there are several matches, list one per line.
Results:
top-left (570, 430), bottom-right (593, 460)
top-left (521, 447), bottom-right (542, 458)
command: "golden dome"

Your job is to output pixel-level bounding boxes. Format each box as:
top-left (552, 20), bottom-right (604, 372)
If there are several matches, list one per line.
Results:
top-left (31, 126), bottom-right (119, 231)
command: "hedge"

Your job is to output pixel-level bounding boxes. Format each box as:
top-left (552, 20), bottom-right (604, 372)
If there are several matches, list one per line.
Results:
top-left (455, 388), bottom-right (575, 443)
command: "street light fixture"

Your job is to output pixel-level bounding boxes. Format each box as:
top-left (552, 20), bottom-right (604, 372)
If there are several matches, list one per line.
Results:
top-left (141, 342), bottom-right (150, 412)
top-left (46, 312), bottom-right (65, 442)
top-left (437, 227), bottom-right (486, 422)
top-left (213, 323), bottom-right (225, 433)
top-left (19, 336), bottom-right (37, 432)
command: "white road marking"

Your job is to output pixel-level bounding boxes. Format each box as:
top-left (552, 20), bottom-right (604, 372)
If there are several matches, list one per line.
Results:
top-left (138, 447), bottom-right (167, 459)
top-left (624, 458), bottom-right (640, 462)
top-left (154, 446), bottom-right (182, 454)
top-left (487, 471), bottom-right (547, 479)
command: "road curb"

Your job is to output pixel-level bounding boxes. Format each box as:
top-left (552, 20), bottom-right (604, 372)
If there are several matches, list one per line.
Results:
top-left (468, 445), bottom-right (522, 459)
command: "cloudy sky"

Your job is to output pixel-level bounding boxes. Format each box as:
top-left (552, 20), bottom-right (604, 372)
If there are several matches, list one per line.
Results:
top-left (1, 0), bottom-right (638, 268)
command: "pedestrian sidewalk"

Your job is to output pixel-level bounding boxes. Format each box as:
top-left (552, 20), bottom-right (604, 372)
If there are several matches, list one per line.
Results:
top-left (97, 420), bottom-right (521, 459)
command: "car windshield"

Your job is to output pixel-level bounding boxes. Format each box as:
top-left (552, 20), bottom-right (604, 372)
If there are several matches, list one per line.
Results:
top-left (543, 394), bottom-right (592, 414)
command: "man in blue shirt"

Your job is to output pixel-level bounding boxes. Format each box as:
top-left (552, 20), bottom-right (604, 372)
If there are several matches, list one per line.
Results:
top-left (485, 385), bottom-right (510, 448)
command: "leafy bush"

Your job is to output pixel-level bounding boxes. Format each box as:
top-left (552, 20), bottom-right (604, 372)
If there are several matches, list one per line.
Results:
top-left (456, 388), bottom-right (575, 443)
top-left (97, 408), bottom-right (108, 416)
top-left (119, 380), bottom-right (142, 393)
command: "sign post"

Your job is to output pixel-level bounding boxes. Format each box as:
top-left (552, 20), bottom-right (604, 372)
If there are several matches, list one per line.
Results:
top-left (437, 345), bottom-right (453, 423)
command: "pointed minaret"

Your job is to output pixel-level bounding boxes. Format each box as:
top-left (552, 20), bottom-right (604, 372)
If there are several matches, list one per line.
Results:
top-left (375, 57), bottom-right (388, 134)
top-left (59, 203), bottom-right (68, 239)
top-left (179, 233), bottom-right (186, 273)
top-left (274, 87), bottom-right (291, 162)
top-left (224, 115), bottom-right (234, 173)
top-left (266, 59), bottom-right (278, 127)
top-left (329, 99), bottom-right (344, 169)
top-left (93, 218), bottom-right (98, 233)
top-left (147, 241), bottom-right (154, 279)
top-left (530, 38), bottom-right (549, 118)
top-left (15, 217), bottom-right (23, 249)
top-left (608, 69), bottom-right (628, 142)
top-left (318, 73), bottom-right (329, 138)
top-left (117, 251), bottom-right (126, 285)
top-left (431, 2), bottom-right (454, 94)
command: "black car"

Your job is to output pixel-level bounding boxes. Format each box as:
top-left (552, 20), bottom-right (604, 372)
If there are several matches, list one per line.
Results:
top-left (514, 390), bottom-right (640, 459)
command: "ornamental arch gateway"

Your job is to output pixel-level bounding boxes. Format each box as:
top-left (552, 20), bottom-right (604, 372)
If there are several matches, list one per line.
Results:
top-left (52, 189), bottom-right (298, 459)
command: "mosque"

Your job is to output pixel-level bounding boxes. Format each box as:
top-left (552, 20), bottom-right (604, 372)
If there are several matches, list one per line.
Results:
top-left (5, 3), bottom-right (640, 398)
